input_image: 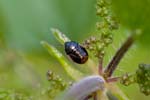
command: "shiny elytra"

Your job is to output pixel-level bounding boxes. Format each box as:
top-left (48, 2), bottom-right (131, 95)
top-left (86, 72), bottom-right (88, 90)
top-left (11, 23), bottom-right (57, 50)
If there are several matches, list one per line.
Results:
top-left (65, 41), bottom-right (88, 64)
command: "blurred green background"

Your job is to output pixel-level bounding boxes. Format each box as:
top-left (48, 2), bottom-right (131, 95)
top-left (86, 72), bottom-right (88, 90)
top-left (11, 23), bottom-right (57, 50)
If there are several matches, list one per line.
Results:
top-left (0, 0), bottom-right (149, 100)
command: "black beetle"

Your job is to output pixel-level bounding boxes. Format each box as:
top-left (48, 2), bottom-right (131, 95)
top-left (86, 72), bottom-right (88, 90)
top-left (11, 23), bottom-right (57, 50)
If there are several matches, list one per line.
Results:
top-left (64, 41), bottom-right (88, 64)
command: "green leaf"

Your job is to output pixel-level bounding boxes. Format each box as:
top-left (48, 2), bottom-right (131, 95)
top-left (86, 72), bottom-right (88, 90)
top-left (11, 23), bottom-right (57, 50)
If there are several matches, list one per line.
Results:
top-left (51, 28), bottom-right (70, 45)
top-left (41, 41), bottom-right (84, 80)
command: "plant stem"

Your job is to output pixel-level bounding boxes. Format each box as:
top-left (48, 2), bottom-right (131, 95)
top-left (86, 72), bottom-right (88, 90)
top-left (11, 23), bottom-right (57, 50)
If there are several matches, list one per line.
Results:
top-left (104, 35), bottom-right (134, 78)
top-left (106, 77), bottom-right (120, 83)
top-left (93, 92), bottom-right (97, 100)
top-left (83, 95), bottom-right (92, 100)
top-left (98, 58), bottom-right (103, 75)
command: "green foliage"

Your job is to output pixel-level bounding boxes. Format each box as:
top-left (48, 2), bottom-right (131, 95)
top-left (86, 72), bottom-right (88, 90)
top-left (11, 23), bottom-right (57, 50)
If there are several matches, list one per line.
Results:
top-left (51, 28), bottom-right (70, 45)
top-left (41, 27), bottom-right (133, 100)
top-left (112, 0), bottom-right (150, 45)
top-left (82, 0), bottom-right (119, 59)
top-left (0, 0), bottom-right (149, 100)
top-left (120, 64), bottom-right (150, 96)
top-left (0, 89), bottom-right (32, 100)
top-left (45, 70), bottom-right (67, 99)
top-left (136, 64), bottom-right (150, 96)
top-left (112, 0), bottom-right (150, 29)
top-left (0, 0), bottom-right (96, 53)
top-left (41, 28), bottom-right (85, 80)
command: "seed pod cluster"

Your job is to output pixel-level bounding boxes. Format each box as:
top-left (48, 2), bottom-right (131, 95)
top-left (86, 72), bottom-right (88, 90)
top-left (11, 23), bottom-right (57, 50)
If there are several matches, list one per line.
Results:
top-left (96, 0), bottom-right (119, 30)
top-left (120, 64), bottom-right (150, 96)
top-left (82, 0), bottom-right (119, 60)
top-left (47, 70), bottom-right (67, 90)
top-left (120, 73), bottom-right (135, 86)
top-left (46, 70), bottom-right (67, 98)
top-left (82, 36), bottom-right (105, 58)
top-left (136, 64), bottom-right (150, 96)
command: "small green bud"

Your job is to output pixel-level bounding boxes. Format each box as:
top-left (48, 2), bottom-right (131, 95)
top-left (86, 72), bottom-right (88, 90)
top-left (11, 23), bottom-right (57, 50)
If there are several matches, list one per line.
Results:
top-left (120, 73), bottom-right (136, 86)
top-left (136, 64), bottom-right (150, 96)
